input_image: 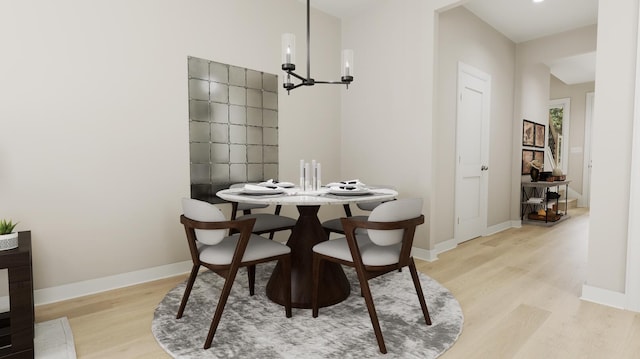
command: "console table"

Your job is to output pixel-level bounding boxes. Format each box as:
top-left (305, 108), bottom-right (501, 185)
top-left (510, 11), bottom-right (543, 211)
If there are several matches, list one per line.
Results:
top-left (0, 231), bottom-right (34, 359)
top-left (521, 180), bottom-right (571, 226)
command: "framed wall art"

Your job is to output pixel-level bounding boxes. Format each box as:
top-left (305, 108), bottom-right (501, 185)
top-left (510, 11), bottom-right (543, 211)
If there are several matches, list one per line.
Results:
top-left (522, 119), bottom-right (535, 147)
top-left (534, 123), bottom-right (545, 148)
top-left (521, 149), bottom-right (544, 175)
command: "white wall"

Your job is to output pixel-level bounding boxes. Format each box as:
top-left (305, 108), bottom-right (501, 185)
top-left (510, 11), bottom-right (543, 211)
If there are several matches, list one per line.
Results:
top-left (0, 0), bottom-right (343, 291)
top-left (434, 6), bottom-right (515, 244)
top-left (586, 0), bottom-right (638, 294)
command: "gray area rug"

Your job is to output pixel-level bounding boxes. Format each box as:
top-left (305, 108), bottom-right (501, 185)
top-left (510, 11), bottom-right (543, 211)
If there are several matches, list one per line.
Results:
top-left (35, 317), bottom-right (77, 359)
top-left (152, 264), bottom-right (463, 358)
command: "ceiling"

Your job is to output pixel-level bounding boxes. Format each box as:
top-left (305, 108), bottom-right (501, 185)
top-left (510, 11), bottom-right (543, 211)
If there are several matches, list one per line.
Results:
top-left (304, 0), bottom-right (599, 84)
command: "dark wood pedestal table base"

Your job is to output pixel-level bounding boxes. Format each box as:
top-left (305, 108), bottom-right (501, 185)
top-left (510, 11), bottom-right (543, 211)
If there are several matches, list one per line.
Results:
top-left (216, 187), bottom-right (398, 309)
top-left (266, 205), bottom-right (350, 308)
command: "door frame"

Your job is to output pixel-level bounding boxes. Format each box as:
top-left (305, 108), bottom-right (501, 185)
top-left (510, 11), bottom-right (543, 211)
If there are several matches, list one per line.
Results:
top-left (581, 92), bottom-right (594, 208)
top-left (625, 2), bottom-right (640, 312)
top-left (454, 62), bottom-right (491, 244)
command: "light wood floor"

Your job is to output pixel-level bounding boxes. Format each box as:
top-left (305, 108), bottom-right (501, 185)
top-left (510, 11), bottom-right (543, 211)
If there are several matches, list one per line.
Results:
top-left (36, 208), bottom-right (640, 358)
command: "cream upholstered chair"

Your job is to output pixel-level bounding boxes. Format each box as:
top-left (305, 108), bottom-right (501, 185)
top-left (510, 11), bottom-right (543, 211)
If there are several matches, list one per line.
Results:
top-left (321, 185), bottom-right (395, 237)
top-left (230, 183), bottom-right (297, 239)
top-left (311, 198), bottom-right (431, 354)
top-left (177, 198), bottom-right (292, 349)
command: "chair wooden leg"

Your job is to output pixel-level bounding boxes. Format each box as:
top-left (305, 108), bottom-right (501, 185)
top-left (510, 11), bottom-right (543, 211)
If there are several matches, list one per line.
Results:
top-left (409, 259), bottom-right (432, 325)
top-left (356, 272), bottom-right (387, 354)
top-left (203, 267), bottom-right (240, 349)
top-left (282, 256), bottom-right (292, 318)
top-left (176, 264), bottom-right (200, 319)
top-left (247, 265), bottom-right (256, 296)
top-left (311, 254), bottom-right (321, 317)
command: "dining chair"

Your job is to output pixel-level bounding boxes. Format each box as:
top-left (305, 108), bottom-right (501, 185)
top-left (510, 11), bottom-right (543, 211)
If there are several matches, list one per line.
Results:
top-left (321, 185), bottom-right (395, 237)
top-left (177, 198), bottom-right (292, 349)
top-left (230, 183), bottom-right (297, 240)
top-left (311, 198), bottom-right (431, 354)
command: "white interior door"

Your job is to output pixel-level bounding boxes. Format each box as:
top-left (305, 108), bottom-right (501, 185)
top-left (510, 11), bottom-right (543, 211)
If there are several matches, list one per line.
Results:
top-left (455, 62), bottom-right (491, 244)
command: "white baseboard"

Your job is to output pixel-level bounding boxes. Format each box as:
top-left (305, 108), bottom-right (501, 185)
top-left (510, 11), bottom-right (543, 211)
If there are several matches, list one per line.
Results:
top-left (581, 284), bottom-right (626, 309)
top-left (412, 238), bottom-right (457, 262)
top-left (485, 220), bottom-right (518, 236)
top-left (34, 260), bottom-right (193, 306)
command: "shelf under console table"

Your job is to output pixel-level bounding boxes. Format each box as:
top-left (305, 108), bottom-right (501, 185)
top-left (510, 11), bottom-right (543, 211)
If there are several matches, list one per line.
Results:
top-left (521, 180), bottom-right (571, 226)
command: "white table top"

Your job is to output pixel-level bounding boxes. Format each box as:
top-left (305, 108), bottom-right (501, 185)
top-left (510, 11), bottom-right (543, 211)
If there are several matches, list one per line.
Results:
top-left (216, 187), bottom-right (398, 206)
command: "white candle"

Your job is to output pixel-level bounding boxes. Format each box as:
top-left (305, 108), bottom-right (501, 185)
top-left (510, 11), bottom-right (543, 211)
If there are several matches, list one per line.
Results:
top-left (316, 163), bottom-right (322, 189)
top-left (299, 159), bottom-right (304, 189)
top-left (345, 62), bottom-right (350, 77)
top-left (286, 46), bottom-right (291, 64)
top-left (304, 163), bottom-right (311, 191)
top-left (311, 160), bottom-right (317, 190)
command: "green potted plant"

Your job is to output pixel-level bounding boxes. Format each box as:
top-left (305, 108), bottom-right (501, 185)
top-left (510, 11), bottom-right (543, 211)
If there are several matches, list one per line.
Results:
top-left (0, 219), bottom-right (19, 251)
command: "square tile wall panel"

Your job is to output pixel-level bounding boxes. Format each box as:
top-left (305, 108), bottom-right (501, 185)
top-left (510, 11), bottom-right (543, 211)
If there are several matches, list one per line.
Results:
top-left (188, 57), bottom-right (279, 203)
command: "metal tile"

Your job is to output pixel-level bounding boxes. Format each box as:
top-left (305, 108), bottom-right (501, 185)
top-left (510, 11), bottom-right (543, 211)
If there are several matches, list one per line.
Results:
top-left (188, 57), bottom-right (209, 80)
top-left (230, 164), bottom-right (247, 183)
top-left (189, 79), bottom-right (209, 101)
top-left (190, 164), bottom-right (210, 184)
top-left (210, 82), bottom-right (229, 103)
top-left (189, 121), bottom-right (210, 142)
top-left (229, 124), bottom-right (246, 144)
top-left (248, 164), bottom-right (263, 182)
top-left (190, 142), bottom-right (210, 163)
top-left (247, 126), bottom-right (263, 145)
top-left (263, 73), bottom-right (278, 92)
top-left (229, 105), bottom-right (246, 125)
top-left (263, 127), bottom-right (278, 146)
top-left (263, 109), bottom-right (278, 128)
top-left (211, 143), bottom-right (230, 163)
top-left (229, 66), bottom-right (245, 86)
top-left (210, 62), bottom-right (228, 83)
top-left (247, 107), bottom-right (262, 126)
top-left (264, 145), bottom-right (278, 163)
top-left (264, 164), bottom-right (278, 181)
top-left (211, 163), bottom-right (230, 183)
top-left (211, 123), bottom-right (229, 143)
top-left (247, 70), bottom-right (262, 89)
top-left (230, 144), bottom-right (246, 163)
top-left (229, 86), bottom-right (246, 106)
top-left (263, 91), bottom-right (278, 110)
top-left (247, 89), bottom-right (262, 108)
top-left (247, 145), bottom-right (263, 163)
top-left (189, 100), bottom-right (209, 122)
top-left (210, 103), bottom-right (229, 124)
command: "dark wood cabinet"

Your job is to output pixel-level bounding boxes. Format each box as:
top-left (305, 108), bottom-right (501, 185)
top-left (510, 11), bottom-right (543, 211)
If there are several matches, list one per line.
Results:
top-left (0, 231), bottom-right (34, 359)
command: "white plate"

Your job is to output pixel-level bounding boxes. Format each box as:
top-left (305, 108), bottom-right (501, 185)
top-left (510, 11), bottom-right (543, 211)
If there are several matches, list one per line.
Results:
top-left (328, 186), bottom-right (371, 196)
top-left (241, 184), bottom-right (284, 195)
top-left (240, 188), bottom-right (285, 195)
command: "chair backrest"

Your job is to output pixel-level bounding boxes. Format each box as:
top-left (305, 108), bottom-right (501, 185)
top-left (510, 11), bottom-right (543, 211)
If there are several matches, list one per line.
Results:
top-left (182, 198), bottom-right (227, 245)
top-left (367, 198), bottom-right (423, 246)
top-left (356, 185), bottom-right (396, 211)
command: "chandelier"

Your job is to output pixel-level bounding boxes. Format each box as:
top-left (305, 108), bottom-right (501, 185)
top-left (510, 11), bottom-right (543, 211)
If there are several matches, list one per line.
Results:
top-left (281, 0), bottom-right (354, 94)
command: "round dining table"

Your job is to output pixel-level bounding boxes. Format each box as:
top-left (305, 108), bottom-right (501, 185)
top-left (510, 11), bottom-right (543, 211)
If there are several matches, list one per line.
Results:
top-left (216, 186), bottom-right (398, 309)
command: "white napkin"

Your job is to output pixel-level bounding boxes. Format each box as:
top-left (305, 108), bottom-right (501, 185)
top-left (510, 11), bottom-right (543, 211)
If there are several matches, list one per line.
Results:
top-left (244, 184), bottom-right (270, 191)
top-left (258, 179), bottom-right (295, 188)
top-left (325, 179), bottom-right (365, 188)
